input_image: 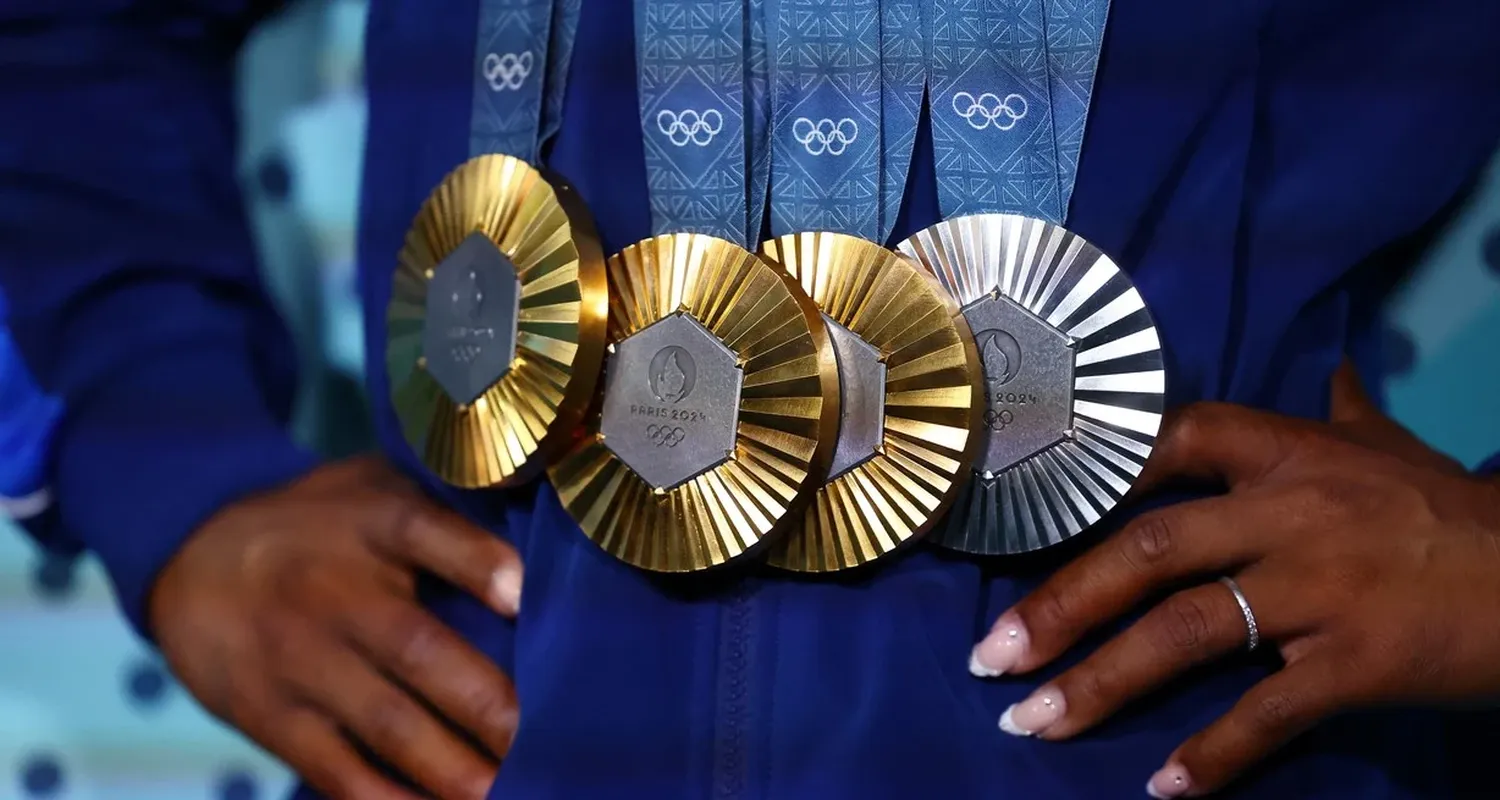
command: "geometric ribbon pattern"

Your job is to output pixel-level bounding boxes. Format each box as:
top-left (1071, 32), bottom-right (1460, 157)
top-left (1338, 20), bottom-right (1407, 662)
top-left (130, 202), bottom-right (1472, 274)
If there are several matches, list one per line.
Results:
top-left (928, 0), bottom-right (1064, 223)
top-left (636, 0), bottom-right (751, 246)
top-left (767, 0), bottom-right (883, 239)
top-left (879, 0), bottom-right (927, 241)
top-left (1045, 0), bottom-right (1110, 216)
top-left (470, 0), bottom-right (554, 162)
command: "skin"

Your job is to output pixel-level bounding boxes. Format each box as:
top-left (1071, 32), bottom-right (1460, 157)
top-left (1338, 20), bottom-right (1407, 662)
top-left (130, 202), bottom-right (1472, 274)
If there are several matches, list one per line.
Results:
top-left (143, 366), bottom-right (1498, 798)
top-left (971, 364), bottom-right (1500, 796)
top-left (149, 456), bottom-right (523, 800)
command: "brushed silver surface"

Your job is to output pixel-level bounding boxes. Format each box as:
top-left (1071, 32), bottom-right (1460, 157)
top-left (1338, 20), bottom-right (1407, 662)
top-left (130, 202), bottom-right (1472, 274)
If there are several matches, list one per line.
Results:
top-left (599, 312), bottom-right (744, 491)
top-left (421, 231), bottom-right (522, 406)
top-left (898, 214), bottom-right (1167, 555)
top-left (961, 293), bottom-right (1075, 475)
top-left (823, 314), bottom-right (887, 481)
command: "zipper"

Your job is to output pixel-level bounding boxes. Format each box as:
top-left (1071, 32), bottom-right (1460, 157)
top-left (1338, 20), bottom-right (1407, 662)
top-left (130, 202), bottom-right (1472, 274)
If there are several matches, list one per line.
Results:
top-left (710, 582), bottom-right (757, 798)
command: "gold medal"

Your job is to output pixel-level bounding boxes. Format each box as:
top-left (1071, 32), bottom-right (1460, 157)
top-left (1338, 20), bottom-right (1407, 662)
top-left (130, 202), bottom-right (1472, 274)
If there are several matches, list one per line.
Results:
top-left (548, 233), bottom-right (840, 571)
top-left (758, 232), bottom-right (986, 572)
top-left (386, 154), bottom-right (607, 488)
top-left (898, 214), bottom-right (1167, 554)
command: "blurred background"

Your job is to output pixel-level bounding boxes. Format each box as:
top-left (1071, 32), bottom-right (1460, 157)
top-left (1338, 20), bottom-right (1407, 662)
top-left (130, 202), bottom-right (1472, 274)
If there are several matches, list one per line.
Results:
top-left (1, 1), bottom-right (1499, 797)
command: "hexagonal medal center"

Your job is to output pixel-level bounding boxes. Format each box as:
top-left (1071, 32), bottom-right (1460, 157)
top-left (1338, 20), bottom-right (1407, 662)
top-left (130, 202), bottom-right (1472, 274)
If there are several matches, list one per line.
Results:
top-left (599, 313), bottom-right (743, 491)
top-left (422, 231), bottom-right (522, 406)
top-left (824, 315), bottom-right (886, 480)
top-left (962, 293), bottom-right (1075, 475)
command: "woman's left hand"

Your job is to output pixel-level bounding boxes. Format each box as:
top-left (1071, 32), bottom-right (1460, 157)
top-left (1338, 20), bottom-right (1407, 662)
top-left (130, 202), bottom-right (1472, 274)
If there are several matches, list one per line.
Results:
top-left (969, 367), bottom-right (1500, 797)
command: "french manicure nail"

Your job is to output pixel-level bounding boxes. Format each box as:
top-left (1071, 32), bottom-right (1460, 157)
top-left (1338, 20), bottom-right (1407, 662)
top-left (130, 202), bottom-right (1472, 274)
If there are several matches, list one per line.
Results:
top-left (999, 686), bottom-right (1065, 737)
top-left (971, 612), bottom-right (1029, 677)
top-left (490, 565), bottom-right (524, 615)
top-left (1146, 763), bottom-right (1191, 799)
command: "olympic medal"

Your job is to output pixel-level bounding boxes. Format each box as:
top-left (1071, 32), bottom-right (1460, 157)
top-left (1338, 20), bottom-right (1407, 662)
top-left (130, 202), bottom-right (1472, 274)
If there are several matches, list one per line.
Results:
top-left (759, 232), bottom-right (985, 572)
top-left (387, 154), bottom-right (607, 488)
top-left (897, 214), bottom-right (1167, 554)
top-left (548, 233), bottom-right (840, 572)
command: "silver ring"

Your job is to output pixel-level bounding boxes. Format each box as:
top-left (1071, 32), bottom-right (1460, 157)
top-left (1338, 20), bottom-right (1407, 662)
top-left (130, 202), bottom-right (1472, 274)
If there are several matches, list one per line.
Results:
top-left (1219, 576), bottom-right (1260, 652)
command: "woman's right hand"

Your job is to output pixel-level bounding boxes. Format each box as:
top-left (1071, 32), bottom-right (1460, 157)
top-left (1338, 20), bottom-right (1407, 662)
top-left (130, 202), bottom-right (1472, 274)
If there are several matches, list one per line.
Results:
top-left (149, 456), bottom-right (523, 800)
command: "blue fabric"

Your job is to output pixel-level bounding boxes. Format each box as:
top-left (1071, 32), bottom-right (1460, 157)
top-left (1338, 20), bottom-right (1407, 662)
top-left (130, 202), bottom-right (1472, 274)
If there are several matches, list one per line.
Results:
top-left (1044, 0), bottom-right (1110, 216)
top-left (928, 0), bottom-right (1062, 221)
top-left (5, 1), bottom-right (1500, 798)
top-left (766, 0), bottom-right (882, 238)
top-left (0, 293), bottom-right (60, 503)
top-left (634, 0), bottom-right (755, 245)
top-left (0, 1), bottom-right (319, 636)
top-left (470, 0), bottom-right (555, 162)
top-left (878, 0), bottom-right (925, 241)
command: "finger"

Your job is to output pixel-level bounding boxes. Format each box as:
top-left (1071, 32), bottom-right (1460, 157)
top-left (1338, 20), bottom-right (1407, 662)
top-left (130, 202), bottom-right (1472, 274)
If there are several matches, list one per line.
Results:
top-left (1132, 402), bottom-right (1312, 498)
top-left (1328, 360), bottom-right (1377, 425)
top-left (1146, 658), bottom-right (1352, 798)
top-left (999, 572), bottom-right (1294, 741)
top-left (1327, 362), bottom-right (1466, 475)
top-left (341, 591), bottom-right (519, 759)
top-left (285, 636), bottom-right (497, 800)
top-left (970, 490), bottom-right (1285, 676)
top-left (371, 497), bottom-right (524, 617)
top-left (269, 707), bottom-right (423, 800)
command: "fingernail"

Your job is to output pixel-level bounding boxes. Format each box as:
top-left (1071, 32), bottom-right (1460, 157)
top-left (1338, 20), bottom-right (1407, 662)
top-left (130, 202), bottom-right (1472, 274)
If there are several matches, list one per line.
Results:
top-left (1146, 763), bottom-right (1192, 799)
top-left (971, 612), bottom-right (1029, 677)
top-left (999, 685), bottom-right (1065, 737)
top-left (490, 565), bottom-right (523, 615)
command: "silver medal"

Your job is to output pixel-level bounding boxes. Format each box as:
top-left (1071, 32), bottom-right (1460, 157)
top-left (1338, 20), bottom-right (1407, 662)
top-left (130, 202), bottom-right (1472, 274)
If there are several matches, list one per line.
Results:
top-left (898, 214), bottom-right (1167, 555)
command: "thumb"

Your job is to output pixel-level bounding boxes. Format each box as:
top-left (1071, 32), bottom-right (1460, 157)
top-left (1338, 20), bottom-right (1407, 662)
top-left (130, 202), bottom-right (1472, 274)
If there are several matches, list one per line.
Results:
top-left (1328, 360), bottom-right (1464, 475)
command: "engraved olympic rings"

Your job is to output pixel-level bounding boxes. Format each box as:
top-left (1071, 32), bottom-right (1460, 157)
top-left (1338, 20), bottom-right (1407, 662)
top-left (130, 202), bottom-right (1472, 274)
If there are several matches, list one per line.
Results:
top-left (646, 424), bottom-right (687, 447)
top-left (656, 109), bottom-right (725, 147)
top-left (951, 91), bottom-right (1029, 131)
top-left (483, 51), bottom-right (534, 92)
top-left (983, 408), bottom-right (1016, 431)
top-left (791, 117), bottom-right (859, 156)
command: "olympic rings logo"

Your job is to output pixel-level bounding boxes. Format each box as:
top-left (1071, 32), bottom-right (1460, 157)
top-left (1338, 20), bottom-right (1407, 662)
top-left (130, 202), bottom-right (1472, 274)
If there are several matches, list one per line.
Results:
top-left (983, 408), bottom-right (1016, 431)
top-left (951, 92), bottom-right (1028, 131)
top-left (646, 424), bottom-right (686, 448)
top-left (483, 51), bottom-right (534, 92)
top-left (791, 117), bottom-right (859, 156)
top-left (656, 109), bottom-right (725, 147)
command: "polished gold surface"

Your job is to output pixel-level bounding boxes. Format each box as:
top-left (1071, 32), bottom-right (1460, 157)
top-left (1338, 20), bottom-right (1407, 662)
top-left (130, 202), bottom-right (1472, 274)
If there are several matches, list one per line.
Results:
top-left (548, 233), bottom-right (840, 572)
top-left (760, 232), bottom-right (985, 572)
top-left (387, 154), bottom-right (607, 488)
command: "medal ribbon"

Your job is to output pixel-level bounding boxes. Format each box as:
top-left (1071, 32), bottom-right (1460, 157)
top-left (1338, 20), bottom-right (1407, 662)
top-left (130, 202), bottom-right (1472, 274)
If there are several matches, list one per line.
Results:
top-left (635, 0), bottom-right (760, 246)
top-left (927, 0), bottom-right (1109, 224)
top-left (470, 0), bottom-right (581, 162)
top-left (879, 0), bottom-right (927, 241)
top-left (1045, 0), bottom-right (1110, 215)
top-left (765, 0), bottom-right (882, 240)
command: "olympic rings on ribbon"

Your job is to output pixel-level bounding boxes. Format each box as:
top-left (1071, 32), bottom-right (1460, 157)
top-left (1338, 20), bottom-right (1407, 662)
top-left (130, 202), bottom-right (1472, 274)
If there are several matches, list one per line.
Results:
top-left (951, 92), bottom-right (1029, 131)
top-left (656, 109), bottom-right (725, 147)
top-left (646, 424), bottom-right (687, 448)
top-left (483, 51), bottom-right (534, 92)
top-left (791, 117), bottom-right (859, 156)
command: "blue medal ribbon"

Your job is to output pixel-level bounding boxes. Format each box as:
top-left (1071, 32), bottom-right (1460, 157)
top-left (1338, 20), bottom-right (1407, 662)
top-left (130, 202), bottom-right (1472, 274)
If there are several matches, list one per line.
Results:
top-left (1045, 0), bottom-right (1110, 215)
top-left (879, 0), bottom-right (927, 241)
top-left (746, 0), bottom-right (772, 243)
top-left (635, 0), bottom-right (754, 245)
top-left (541, 0), bottom-right (583, 144)
top-left (929, 0), bottom-right (1062, 223)
top-left (470, 0), bottom-right (580, 162)
top-left (766, 0), bottom-right (883, 240)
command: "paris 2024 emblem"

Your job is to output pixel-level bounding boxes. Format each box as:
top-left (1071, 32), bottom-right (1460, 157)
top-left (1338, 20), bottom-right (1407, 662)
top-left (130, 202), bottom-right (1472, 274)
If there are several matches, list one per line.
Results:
top-left (648, 346), bottom-right (696, 404)
top-left (961, 293), bottom-right (1076, 475)
top-left (598, 313), bottom-right (743, 490)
